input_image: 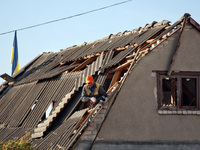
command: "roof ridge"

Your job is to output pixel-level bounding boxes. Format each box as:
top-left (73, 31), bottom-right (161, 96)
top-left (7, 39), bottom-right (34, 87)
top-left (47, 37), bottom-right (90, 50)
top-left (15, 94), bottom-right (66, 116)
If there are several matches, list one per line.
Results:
top-left (60, 19), bottom-right (171, 52)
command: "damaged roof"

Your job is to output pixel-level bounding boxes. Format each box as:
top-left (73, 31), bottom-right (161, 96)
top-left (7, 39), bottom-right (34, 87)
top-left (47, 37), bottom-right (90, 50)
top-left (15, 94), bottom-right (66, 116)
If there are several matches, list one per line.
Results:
top-left (0, 13), bottom-right (199, 149)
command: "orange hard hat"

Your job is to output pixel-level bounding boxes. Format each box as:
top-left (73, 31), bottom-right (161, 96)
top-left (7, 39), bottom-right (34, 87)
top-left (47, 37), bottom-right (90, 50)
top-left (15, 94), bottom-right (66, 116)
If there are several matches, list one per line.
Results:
top-left (86, 75), bottom-right (93, 83)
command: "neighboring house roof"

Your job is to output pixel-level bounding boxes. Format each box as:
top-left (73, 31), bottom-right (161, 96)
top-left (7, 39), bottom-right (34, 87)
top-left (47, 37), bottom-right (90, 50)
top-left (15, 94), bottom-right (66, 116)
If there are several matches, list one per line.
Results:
top-left (0, 13), bottom-right (199, 149)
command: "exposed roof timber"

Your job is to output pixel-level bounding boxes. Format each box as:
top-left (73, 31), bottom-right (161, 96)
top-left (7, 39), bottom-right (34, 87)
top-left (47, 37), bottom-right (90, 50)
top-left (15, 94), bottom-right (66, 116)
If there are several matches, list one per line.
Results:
top-left (146, 39), bottom-right (155, 43)
top-left (101, 47), bottom-right (136, 71)
top-left (109, 60), bottom-right (132, 73)
top-left (126, 20), bottom-right (184, 61)
top-left (0, 73), bottom-right (15, 82)
top-left (155, 15), bottom-right (184, 41)
top-left (100, 50), bottom-right (115, 73)
top-left (107, 81), bottom-right (119, 95)
top-left (167, 13), bottom-right (190, 75)
top-left (3, 14), bottom-right (200, 148)
top-left (114, 46), bottom-right (141, 95)
top-left (70, 97), bottom-right (114, 149)
top-left (71, 57), bottom-right (97, 72)
top-left (109, 70), bottom-right (121, 89)
top-left (114, 47), bottom-right (126, 51)
top-left (102, 26), bottom-right (168, 71)
top-left (126, 41), bottom-right (156, 59)
top-left (69, 108), bottom-right (101, 148)
top-left (83, 52), bottom-right (101, 59)
top-left (8, 19), bottom-right (170, 86)
top-left (39, 68), bottom-right (120, 148)
top-left (60, 59), bottom-right (83, 70)
top-left (126, 49), bottom-right (149, 59)
top-left (69, 59), bottom-right (83, 66)
top-left (114, 45), bottom-right (130, 51)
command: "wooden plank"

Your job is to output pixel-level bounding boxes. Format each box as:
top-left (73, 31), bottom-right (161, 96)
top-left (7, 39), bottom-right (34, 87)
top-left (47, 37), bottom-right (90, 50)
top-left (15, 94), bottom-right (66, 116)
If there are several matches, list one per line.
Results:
top-left (126, 48), bottom-right (150, 59)
top-left (62, 63), bottom-right (81, 74)
top-left (0, 73), bottom-right (14, 82)
top-left (83, 53), bottom-right (101, 59)
top-left (71, 56), bottom-right (97, 72)
top-left (126, 27), bottom-right (181, 60)
top-left (106, 81), bottom-right (119, 95)
top-left (146, 39), bottom-right (155, 43)
top-left (114, 47), bottom-right (126, 51)
top-left (108, 70), bottom-right (121, 89)
top-left (109, 60), bottom-right (132, 74)
top-left (69, 59), bottom-right (83, 66)
top-left (126, 38), bottom-right (160, 60)
top-left (133, 43), bottom-right (138, 47)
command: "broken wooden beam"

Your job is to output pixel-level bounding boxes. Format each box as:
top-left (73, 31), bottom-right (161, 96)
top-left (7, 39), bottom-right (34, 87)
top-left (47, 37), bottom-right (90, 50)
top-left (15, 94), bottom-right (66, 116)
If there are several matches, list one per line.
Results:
top-left (107, 81), bottom-right (119, 95)
top-left (71, 56), bottom-right (97, 72)
top-left (146, 39), bottom-right (155, 43)
top-left (0, 73), bottom-right (15, 82)
top-left (108, 70), bottom-right (121, 89)
top-left (109, 60), bottom-right (133, 74)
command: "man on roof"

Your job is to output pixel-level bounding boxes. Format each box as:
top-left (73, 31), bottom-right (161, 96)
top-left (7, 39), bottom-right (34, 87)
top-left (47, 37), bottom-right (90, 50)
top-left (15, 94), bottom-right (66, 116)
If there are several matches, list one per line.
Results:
top-left (81, 75), bottom-right (107, 109)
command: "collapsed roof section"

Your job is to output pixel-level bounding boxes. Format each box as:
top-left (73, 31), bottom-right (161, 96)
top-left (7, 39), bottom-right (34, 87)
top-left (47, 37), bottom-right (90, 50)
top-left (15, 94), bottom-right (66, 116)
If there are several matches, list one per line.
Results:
top-left (1, 17), bottom-right (170, 87)
top-left (0, 13), bottom-right (197, 149)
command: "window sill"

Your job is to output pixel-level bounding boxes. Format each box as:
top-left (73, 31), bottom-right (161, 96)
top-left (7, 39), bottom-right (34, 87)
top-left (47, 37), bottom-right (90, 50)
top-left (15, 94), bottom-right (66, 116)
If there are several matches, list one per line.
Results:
top-left (158, 110), bottom-right (200, 115)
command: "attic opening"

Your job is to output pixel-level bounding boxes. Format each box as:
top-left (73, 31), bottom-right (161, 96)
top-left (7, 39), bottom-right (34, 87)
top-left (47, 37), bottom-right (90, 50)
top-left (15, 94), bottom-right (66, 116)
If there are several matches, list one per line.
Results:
top-left (66, 56), bottom-right (98, 73)
top-left (112, 50), bottom-right (122, 58)
top-left (157, 72), bottom-right (199, 110)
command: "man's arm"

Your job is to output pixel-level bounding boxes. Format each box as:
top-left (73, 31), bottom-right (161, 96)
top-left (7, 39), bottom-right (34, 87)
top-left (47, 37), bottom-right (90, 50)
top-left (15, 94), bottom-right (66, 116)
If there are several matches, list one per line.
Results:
top-left (81, 87), bottom-right (91, 102)
top-left (97, 85), bottom-right (107, 101)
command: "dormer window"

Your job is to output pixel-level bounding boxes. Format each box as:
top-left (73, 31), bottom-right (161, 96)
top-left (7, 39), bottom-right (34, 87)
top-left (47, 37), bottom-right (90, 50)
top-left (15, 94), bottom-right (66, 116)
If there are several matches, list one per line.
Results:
top-left (157, 71), bottom-right (199, 110)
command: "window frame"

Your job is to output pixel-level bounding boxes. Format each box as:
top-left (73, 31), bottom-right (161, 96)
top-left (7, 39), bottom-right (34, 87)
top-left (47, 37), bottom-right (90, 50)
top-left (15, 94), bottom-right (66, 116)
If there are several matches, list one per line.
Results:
top-left (156, 71), bottom-right (200, 110)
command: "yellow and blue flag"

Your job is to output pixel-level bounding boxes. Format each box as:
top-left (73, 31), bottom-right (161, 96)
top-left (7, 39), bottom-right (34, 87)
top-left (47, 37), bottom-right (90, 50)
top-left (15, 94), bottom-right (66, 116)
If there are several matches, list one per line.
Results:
top-left (11, 31), bottom-right (19, 75)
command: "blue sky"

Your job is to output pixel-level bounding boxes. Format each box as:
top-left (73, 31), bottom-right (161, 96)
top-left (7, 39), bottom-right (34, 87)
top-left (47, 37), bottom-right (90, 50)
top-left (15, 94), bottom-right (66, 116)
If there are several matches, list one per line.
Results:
top-left (0, 0), bottom-right (200, 84)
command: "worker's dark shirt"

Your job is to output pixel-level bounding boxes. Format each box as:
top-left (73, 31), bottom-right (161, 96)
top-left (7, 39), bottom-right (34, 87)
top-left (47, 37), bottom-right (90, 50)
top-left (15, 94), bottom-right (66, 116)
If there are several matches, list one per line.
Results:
top-left (81, 82), bottom-right (107, 103)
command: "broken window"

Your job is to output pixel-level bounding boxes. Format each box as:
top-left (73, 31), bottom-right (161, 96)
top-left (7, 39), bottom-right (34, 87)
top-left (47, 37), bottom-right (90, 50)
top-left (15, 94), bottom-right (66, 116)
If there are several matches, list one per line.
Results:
top-left (182, 78), bottom-right (197, 106)
top-left (161, 77), bottom-right (178, 107)
top-left (157, 72), bottom-right (199, 110)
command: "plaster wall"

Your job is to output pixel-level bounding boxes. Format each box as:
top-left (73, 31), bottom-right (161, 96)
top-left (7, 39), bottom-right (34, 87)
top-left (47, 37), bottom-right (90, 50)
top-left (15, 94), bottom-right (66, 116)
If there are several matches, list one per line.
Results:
top-left (92, 141), bottom-right (200, 150)
top-left (172, 23), bottom-right (200, 71)
top-left (94, 29), bottom-right (200, 143)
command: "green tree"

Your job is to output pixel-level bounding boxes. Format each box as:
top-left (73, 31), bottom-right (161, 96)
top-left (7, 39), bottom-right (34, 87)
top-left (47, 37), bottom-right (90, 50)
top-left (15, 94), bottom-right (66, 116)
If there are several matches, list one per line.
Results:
top-left (0, 131), bottom-right (35, 150)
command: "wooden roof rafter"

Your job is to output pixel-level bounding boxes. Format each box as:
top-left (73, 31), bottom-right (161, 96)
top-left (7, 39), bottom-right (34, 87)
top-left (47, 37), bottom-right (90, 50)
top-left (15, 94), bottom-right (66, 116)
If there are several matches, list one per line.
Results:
top-left (70, 56), bottom-right (97, 72)
top-left (108, 70), bottom-right (122, 89)
top-left (113, 44), bottom-right (130, 51)
top-left (109, 60), bottom-right (133, 74)
top-left (69, 59), bottom-right (83, 66)
top-left (126, 24), bottom-right (182, 61)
